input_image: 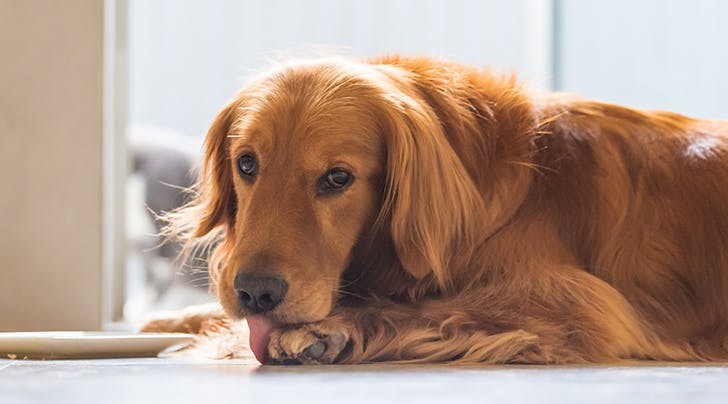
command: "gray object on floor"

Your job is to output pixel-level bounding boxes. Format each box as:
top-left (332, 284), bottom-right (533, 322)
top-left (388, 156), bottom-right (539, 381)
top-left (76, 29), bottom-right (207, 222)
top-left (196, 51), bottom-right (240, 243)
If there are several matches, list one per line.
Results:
top-left (1, 358), bottom-right (726, 404)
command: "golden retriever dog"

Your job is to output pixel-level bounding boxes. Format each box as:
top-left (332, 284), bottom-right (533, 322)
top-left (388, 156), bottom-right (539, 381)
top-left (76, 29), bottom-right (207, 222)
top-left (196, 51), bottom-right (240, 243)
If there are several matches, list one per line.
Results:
top-left (143, 56), bottom-right (728, 365)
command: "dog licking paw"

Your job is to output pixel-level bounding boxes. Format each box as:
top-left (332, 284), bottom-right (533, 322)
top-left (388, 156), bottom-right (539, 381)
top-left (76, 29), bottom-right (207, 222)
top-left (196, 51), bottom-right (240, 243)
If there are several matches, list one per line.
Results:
top-left (267, 322), bottom-right (350, 364)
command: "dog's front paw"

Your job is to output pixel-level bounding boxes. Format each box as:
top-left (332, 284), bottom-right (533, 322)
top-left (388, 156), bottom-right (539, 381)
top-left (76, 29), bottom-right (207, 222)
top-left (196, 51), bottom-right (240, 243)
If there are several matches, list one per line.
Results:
top-left (268, 320), bottom-right (350, 364)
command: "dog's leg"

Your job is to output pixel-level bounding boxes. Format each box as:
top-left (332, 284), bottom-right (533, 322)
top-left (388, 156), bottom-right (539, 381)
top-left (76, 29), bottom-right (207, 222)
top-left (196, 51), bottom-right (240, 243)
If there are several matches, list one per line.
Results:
top-left (140, 302), bottom-right (226, 334)
top-left (267, 303), bottom-right (579, 364)
top-left (266, 305), bottom-right (547, 364)
top-left (267, 266), bottom-right (693, 364)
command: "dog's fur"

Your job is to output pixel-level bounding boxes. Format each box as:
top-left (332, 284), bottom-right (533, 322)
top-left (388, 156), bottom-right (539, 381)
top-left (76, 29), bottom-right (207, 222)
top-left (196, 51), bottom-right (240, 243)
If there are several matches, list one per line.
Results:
top-left (147, 56), bottom-right (728, 364)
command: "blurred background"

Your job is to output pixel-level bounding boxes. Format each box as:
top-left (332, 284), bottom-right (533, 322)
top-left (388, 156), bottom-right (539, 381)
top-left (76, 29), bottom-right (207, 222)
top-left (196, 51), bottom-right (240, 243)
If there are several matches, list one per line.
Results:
top-left (3, 0), bottom-right (728, 330)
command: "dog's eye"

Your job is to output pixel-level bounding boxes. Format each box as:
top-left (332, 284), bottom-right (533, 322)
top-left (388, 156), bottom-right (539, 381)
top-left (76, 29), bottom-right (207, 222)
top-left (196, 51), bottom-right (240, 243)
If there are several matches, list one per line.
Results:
top-left (237, 153), bottom-right (258, 179)
top-left (318, 169), bottom-right (353, 194)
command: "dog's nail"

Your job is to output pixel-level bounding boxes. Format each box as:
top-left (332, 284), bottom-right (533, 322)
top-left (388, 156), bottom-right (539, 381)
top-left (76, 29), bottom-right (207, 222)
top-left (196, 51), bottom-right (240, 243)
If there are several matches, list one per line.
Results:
top-left (304, 340), bottom-right (326, 359)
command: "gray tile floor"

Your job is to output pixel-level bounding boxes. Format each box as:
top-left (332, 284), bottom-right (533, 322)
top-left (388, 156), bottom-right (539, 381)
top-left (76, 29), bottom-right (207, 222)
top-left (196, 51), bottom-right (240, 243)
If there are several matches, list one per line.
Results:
top-left (1, 358), bottom-right (727, 404)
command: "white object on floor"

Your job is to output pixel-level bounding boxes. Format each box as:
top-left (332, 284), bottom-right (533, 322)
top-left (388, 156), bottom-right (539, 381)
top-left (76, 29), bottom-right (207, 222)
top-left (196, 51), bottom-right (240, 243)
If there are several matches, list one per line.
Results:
top-left (0, 332), bottom-right (193, 359)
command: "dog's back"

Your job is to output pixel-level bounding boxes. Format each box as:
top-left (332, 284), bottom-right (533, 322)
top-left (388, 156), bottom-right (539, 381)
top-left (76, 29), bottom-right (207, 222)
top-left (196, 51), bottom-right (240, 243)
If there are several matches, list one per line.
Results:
top-left (532, 97), bottom-right (728, 353)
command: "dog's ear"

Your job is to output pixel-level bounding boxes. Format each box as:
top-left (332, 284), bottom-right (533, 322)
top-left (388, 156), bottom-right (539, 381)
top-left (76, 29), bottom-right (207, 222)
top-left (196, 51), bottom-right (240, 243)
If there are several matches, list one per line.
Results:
top-left (192, 99), bottom-right (241, 237)
top-left (156, 97), bottom-right (243, 286)
top-left (375, 84), bottom-right (483, 289)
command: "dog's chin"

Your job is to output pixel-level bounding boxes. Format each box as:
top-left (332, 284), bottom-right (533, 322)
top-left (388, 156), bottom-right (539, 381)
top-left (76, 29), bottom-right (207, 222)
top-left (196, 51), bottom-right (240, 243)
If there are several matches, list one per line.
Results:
top-left (221, 294), bottom-right (332, 324)
top-left (270, 306), bottom-right (331, 325)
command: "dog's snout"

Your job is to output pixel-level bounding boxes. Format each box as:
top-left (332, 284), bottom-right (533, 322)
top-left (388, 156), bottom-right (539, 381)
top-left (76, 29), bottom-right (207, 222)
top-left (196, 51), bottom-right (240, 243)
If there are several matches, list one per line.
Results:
top-left (234, 272), bottom-right (288, 314)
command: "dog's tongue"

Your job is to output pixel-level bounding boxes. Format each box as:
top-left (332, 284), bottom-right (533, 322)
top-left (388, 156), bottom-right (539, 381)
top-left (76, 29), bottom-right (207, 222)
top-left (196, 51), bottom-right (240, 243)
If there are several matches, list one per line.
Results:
top-left (246, 315), bottom-right (275, 363)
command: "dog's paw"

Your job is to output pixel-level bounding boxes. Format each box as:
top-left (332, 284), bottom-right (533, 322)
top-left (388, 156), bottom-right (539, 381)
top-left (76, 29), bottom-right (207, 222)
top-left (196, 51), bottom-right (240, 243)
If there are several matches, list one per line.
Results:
top-left (267, 321), bottom-right (350, 364)
top-left (139, 303), bottom-right (226, 334)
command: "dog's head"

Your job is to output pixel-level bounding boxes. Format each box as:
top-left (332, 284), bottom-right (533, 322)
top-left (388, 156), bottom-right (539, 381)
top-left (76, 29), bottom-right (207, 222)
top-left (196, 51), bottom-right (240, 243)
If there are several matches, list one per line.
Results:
top-left (174, 58), bottom-right (508, 327)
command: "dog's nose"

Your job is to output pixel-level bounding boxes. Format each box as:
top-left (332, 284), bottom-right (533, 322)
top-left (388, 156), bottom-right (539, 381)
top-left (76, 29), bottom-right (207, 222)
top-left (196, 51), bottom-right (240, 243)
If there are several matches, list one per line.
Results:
top-left (234, 273), bottom-right (288, 313)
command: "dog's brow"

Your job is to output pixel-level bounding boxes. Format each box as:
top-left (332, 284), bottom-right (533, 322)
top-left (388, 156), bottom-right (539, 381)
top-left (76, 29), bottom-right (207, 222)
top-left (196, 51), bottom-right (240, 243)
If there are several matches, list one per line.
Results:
top-left (228, 118), bottom-right (255, 141)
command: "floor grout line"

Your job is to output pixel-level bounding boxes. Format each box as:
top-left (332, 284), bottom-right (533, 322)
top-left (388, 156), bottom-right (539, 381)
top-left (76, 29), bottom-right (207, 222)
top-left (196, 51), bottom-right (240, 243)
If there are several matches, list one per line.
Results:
top-left (0, 360), bottom-right (16, 371)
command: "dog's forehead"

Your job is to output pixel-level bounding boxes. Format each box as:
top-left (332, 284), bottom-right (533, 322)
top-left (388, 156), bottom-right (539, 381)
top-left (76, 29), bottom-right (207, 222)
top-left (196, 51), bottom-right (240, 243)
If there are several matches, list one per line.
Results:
top-left (228, 68), bottom-right (383, 161)
top-left (228, 115), bottom-right (382, 180)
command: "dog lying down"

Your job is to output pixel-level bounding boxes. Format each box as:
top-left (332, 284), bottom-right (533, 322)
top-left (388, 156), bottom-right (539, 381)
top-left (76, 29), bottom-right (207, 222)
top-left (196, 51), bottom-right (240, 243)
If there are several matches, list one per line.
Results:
top-left (142, 56), bottom-right (728, 365)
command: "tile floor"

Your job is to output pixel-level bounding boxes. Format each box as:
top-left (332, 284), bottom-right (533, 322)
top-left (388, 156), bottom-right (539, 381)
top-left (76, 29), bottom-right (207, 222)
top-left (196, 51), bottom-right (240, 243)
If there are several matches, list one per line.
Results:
top-left (2, 358), bottom-right (727, 404)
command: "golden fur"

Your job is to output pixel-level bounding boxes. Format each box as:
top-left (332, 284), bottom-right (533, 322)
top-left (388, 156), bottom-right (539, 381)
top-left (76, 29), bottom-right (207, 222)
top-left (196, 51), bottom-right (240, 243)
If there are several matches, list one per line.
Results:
top-left (150, 56), bottom-right (728, 364)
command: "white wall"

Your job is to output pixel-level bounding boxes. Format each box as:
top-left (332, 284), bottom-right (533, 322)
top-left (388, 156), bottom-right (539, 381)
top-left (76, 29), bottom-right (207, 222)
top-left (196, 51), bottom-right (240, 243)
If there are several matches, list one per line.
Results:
top-left (557, 0), bottom-right (728, 119)
top-left (128, 0), bottom-right (538, 138)
top-left (130, 0), bottom-right (728, 130)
